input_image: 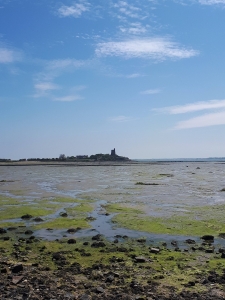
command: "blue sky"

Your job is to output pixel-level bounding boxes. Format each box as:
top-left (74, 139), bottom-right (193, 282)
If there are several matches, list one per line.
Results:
top-left (1, 0), bottom-right (225, 159)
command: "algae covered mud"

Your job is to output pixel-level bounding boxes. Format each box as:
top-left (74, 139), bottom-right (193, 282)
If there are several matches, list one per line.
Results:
top-left (1, 162), bottom-right (225, 299)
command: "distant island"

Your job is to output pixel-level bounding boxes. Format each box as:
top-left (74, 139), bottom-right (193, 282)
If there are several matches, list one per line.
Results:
top-left (0, 148), bottom-right (130, 162)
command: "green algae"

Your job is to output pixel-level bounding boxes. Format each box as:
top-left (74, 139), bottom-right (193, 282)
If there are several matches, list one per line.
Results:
top-left (0, 205), bottom-right (54, 221)
top-left (106, 203), bottom-right (225, 237)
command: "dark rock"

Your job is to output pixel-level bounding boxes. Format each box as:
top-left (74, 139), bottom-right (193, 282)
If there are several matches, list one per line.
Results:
top-left (113, 239), bottom-right (119, 243)
top-left (91, 241), bottom-right (106, 248)
top-left (92, 234), bottom-right (102, 241)
top-left (3, 236), bottom-right (10, 240)
top-left (21, 214), bottom-right (33, 219)
top-left (67, 228), bottom-right (77, 233)
top-left (221, 252), bottom-right (225, 259)
top-left (218, 233), bottom-right (225, 238)
top-left (83, 242), bottom-right (89, 246)
top-left (185, 239), bottom-right (196, 244)
top-left (201, 235), bottom-right (214, 241)
top-left (33, 217), bottom-right (43, 222)
top-left (0, 228), bottom-right (6, 234)
top-left (11, 264), bottom-right (23, 273)
top-left (52, 252), bottom-right (66, 261)
top-left (105, 275), bottom-right (114, 282)
top-left (171, 240), bottom-right (178, 246)
top-left (137, 237), bottom-right (146, 243)
top-left (60, 212), bottom-right (68, 217)
top-left (67, 238), bottom-right (76, 244)
top-left (219, 248), bottom-right (225, 253)
top-left (25, 230), bottom-right (33, 235)
top-left (205, 248), bottom-right (214, 253)
top-left (7, 227), bottom-right (17, 231)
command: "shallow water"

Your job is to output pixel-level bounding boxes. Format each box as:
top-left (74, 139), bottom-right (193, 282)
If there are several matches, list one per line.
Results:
top-left (0, 162), bottom-right (225, 242)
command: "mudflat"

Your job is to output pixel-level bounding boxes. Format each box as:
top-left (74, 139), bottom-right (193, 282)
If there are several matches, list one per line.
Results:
top-left (1, 162), bottom-right (225, 299)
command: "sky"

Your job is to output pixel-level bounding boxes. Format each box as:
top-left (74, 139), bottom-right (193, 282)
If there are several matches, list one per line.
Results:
top-left (1, 0), bottom-right (225, 159)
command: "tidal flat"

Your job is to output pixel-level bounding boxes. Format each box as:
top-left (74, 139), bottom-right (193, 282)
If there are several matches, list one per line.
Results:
top-left (1, 162), bottom-right (225, 299)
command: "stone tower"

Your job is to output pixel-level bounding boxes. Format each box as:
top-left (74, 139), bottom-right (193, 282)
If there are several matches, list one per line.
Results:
top-left (111, 148), bottom-right (116, 156)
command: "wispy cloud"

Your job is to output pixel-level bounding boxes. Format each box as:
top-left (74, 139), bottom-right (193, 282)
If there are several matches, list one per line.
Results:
top-left (96, 37), bottom-right (199, 60)
top-left (141, 89), bottom-right (161, 95)
top-left (33, 82), bottom-right (60, 98)
top-left (119, 23), bottom-right (148, 35)
top-left (57, 2), bottom-right (90, 18)
top-left (198, 0), bottom-right (225, 5)
top-left (110, 115), bottom-right (135, 122)
top-left (156, 99), bottom-right (225, 114)
top-left (175, 111), bottom-right (225, 129)
top-left (53, 95), bottom-right (83, 102)
top-left (0, 47), bottom-right (22, 63)
top-left (154, 99), bottom-right (225, 129)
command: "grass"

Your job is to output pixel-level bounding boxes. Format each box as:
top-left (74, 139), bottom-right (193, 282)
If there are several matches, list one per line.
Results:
top-left (33, 217), bottom-right (91, 230)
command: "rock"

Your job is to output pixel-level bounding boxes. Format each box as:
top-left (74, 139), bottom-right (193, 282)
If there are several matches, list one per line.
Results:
top-left (67, 228), bottom-right (77, 233)
top-left (67, 238), bottom-right (76, 244)
top-left (218, 233), bottom-right (225, 238)
top-left (92, 234), bottom-right (102, 241)
top-left (33, 217), bottom-right (43, 222)
top-left (219, 248), bottom-right (225, 253)
top-left (201, 235), bottom-right (214, 241)
top-left (25, 230), bottom-right (33, 235)
top-left (7, 227), bottom-right (17, 231)
top-left (171, 240), bottom-right (178, 246)
top-left (205, 248), bottom-right (214, 253)
top-left (221, 253), bottom-right (225, 259)
top-left (79, 294), bottom-right (92, 300)
top-left (0, 228), bottom-right (7, 234)
top-left (11, 264), bottom-right (23, 273)
top-left (95, 286), bottom-right (104, 293)
top-left (150, 247), bottom-right (160, 254)
top-left (60, 212), bottom-right (68, 217)
top-left (12, 275), bottom-right (24, 284)
top-left (137, 237), bottom-right (146, 243)
top-left (52, 252), bottom-right (66, 261)
top-left (21, 214), bottom-right (33, 219)
top-left (91, 241), bottom-right (106, 248)
top-left (83, 241), bottom-right (89, 246)
top-left (113, 239), bottom-right (119, 243)
top-left (185, 239), bottom-right (196, 244)
top-left (105, 275), bottom-right (114, 282)
top-left (135, 256), bottom-right (148, 263)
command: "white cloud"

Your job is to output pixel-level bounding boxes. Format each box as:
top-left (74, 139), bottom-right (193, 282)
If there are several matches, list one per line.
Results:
top-left (198, 0), bottom-right (225, 5)
top-left (57, 2), bottom-right (90, 18)
top-left (34, 82), bottom-right (59, 92)
top-left (53, 95), bottom-right (83, 102)
top-left (110, 115), bottom-right (134, 122)
top-left (33, 82), bottom-right (60, 98)
top-left (157, 99), bottom-right (225, 114)
top-left (141, 89), bottom-right (161, 95)
top-left (174, 110), bottom-right (225, 129)
top-left (96, 37), bottom-right (199, 60)
top-left (119, 23), bottom-right (148, 35)
top-left (0, 47), bottom-right (21, 63)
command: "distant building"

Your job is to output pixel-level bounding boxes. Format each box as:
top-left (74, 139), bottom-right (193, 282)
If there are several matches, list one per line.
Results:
top-left (111, 148), bottom-right (116, 156)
